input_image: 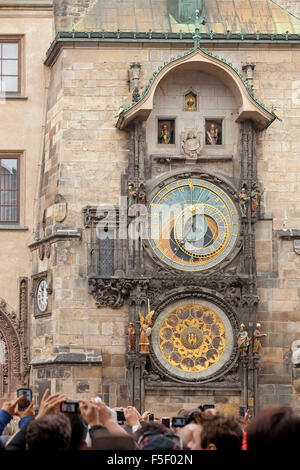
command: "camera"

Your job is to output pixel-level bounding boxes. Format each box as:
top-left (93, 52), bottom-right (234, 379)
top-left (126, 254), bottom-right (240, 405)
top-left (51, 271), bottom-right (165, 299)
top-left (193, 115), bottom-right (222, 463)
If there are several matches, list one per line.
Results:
top-left (60, 401), bottom-right (79, 413)
top-left (149, 413), bottom-right (154, 422)
top-left (116, 410), bottom-right (125, 424)
top-left (172, 417), bottom-right (187, 428)
top-left (17, 388), bottom-right (32, 412)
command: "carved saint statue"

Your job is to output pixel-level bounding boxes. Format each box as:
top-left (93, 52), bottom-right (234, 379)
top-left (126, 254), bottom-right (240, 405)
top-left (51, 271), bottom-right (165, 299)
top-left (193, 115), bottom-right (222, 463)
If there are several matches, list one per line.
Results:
top-left (239, 187), bottom-right (250, 218)
top-left (181, 130), bottom-right (203, 158)
top-left (125, 322), bottom-right (136, 353)
top-left (251, 184), bottom-right (264, 214)
top-left (206, 123), bottom-right (221, 145)
top-left (253, 323), bottom-right (267, 355)
top-left (159, 124), bottom-right (171, 144)
top-left (138, 183), bottom-right (147, 206)
top-left (139, 310), bottom-right (155, 354)
top-left (237, 323), bottom-right (250, 357)
top-left (127, 183), bottom-right (137, 209)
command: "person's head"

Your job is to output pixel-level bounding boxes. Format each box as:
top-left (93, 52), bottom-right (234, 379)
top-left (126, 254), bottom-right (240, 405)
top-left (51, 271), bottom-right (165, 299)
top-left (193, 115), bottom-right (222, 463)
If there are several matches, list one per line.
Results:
top-left (246, 406), bottom-right (300, 452)
top-left (135, 421), bottom-right (180, 450)
top-left (187, 413), bottom-right (243, 451)
top-left (162, 124), bottom-right (168, 131)
top-left (65, 412), bottom-right (88, 451)
top-left (178, 423), bottom-right (201, 450)
top-left (26, 414), bottom-right (71, 451)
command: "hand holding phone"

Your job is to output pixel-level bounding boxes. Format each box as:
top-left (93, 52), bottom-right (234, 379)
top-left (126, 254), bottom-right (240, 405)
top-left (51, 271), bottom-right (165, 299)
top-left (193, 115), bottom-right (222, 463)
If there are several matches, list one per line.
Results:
top-left (17, 389), bottom-right (32, 412)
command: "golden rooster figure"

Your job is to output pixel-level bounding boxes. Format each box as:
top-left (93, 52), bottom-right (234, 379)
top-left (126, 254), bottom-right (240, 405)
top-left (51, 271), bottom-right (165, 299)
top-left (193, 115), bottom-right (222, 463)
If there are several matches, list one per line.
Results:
top-left (139, 310), bottom-right (154, 354)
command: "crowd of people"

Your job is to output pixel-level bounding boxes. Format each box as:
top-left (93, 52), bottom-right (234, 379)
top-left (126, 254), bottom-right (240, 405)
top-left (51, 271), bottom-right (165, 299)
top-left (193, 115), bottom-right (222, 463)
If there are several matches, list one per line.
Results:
top-left (0, 389), bottom-right (300, 452)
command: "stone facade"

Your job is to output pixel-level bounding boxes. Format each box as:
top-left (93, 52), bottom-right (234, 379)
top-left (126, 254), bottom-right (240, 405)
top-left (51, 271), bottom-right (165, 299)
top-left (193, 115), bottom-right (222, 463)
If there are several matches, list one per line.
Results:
top-left (1, 0), bottom-right (300, 416)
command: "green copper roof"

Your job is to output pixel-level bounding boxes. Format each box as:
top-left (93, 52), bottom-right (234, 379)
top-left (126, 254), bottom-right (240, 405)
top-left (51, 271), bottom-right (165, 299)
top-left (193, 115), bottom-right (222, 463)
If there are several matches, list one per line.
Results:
top-left (73, 0), bottom-right (300, 34)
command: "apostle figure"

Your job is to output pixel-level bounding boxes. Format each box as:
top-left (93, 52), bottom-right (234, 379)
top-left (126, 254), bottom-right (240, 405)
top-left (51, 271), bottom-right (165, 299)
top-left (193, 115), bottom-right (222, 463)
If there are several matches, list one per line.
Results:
top-left (253, 323), bottom-right (267, 355)
top-left (206, 123), bottom-right (221, 145)
top-left (159, 123), bottom-right (171, 144)
top-left (125, 322), bottom-right (136, 353)
top-left (237, 323), bottom-right (250, 356)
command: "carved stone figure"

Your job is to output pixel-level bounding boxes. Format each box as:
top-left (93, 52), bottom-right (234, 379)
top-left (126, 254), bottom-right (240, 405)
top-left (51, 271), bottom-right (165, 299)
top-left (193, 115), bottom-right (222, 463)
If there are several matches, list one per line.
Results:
top-left (125, 322), bottom-right (136, 353)
top-left (127, 183), bottom-right (137, 209)
top-left (239, 187), bottom-right (250, 218)
top-left (138, 183), bottom-right (147, 205)
top-left (138, 310), bottom-right (154, 354)
top-left (251, 183), bottom-right (264, 214)
top-left (291, 340), bottom-right (300, 365)
top-left (237, 323), bottom-right (250, 356)
top-left (181, 130), bottom-right (203, 158)
top-left (253, 323), bottom-right (267, 355)
top-left (159, 123), bottom-right (171, 144)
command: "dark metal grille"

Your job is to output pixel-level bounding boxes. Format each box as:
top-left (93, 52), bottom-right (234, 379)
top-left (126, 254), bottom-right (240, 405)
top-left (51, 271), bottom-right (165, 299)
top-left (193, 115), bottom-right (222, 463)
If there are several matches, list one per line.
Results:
top-left (98, 230), bottom-right (115, 276)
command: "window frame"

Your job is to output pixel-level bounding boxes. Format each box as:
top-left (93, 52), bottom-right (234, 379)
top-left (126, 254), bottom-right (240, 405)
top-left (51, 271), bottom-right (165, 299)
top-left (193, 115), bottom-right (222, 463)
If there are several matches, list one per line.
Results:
top-left (0, 39), bottom-right (21, 95)
top-left (0, 155), bottom-right (20, 225)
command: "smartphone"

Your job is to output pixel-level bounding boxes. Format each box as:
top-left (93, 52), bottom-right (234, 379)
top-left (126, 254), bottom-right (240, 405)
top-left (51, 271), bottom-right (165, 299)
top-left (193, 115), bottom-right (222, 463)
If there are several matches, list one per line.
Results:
top-left (60, 401), bottom-right (79, 413)
top-left (17, 388), bottom-right (32, 411)
top-left (116, 410), bottom-right (125, 424)
top-left (172, 417), bottom-right (187, 428)
top-left (161, 417), bottom-right (170, 428)
top-left (149, 413), bottom-right (154, 422)
top-left (239, 406), bottom-right (246, 417)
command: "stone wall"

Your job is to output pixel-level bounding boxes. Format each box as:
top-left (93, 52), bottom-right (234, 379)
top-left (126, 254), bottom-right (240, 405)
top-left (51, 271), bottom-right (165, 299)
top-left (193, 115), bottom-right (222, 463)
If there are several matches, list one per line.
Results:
top-left (33, 41), bottom-right (300, 411)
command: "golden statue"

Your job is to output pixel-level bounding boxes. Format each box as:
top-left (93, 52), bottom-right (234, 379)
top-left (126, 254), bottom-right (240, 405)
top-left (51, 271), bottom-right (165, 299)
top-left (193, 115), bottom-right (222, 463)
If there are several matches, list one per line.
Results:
top-left (138, 310), bottom-right (155, 354)
top-left (187, 95), bottom-right (195, 111)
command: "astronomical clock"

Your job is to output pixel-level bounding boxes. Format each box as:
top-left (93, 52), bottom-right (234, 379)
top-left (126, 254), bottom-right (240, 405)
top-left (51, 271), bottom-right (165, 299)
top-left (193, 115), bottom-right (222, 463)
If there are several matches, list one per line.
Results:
top-left (147, 178), bottom-right (239, 272)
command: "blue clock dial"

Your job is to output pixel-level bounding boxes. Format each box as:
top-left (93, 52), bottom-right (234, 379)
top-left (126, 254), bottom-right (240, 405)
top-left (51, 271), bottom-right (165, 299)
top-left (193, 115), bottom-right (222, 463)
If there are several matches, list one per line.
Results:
top-left (147, 178), bottom-right (239, 272)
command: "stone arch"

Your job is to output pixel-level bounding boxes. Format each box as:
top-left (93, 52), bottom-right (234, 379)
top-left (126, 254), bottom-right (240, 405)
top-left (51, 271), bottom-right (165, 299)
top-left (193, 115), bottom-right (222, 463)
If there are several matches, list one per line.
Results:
top-left (117, 47), bottom-right (276, 130)
top-left (0, 298), bottom-right (24, 393)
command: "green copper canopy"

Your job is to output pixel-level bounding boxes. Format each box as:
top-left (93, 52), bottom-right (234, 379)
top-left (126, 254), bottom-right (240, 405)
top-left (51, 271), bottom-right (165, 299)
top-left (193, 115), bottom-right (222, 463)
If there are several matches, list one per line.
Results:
top-left (73, 0), bottom-right (300, 34)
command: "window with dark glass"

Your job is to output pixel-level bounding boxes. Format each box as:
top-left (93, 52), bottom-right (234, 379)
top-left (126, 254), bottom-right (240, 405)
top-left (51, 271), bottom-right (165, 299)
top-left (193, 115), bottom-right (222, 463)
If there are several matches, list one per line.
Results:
top-left (0, 41), bottom-right (20, 93)
top-left (0, 157), bottom-right (19, 223)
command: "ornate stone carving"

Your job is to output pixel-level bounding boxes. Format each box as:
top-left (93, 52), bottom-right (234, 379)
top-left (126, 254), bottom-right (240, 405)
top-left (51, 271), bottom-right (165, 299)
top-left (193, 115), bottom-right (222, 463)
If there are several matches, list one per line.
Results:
top-left (291, 340), bottom-right (300, 365)
top-left (181, 130), bottom-right (203, 158)
top-left (88, 278), bottom-right (137, 309)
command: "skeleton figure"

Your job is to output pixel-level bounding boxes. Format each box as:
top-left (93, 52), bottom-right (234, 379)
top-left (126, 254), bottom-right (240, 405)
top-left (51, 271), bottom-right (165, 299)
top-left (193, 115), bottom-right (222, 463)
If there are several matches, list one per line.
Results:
top-left (291, 340), bottom-right (300, 365)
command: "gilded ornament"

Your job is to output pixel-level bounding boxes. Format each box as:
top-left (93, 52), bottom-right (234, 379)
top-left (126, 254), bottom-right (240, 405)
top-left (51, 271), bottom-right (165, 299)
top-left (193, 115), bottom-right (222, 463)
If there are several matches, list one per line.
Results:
top-left (158, 304), bottom-right (226, 373)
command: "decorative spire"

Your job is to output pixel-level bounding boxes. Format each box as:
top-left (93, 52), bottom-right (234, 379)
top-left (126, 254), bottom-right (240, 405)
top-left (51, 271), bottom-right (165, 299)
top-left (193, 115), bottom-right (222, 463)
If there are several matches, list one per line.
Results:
top-left (193, 8), bottom-right (206, 48)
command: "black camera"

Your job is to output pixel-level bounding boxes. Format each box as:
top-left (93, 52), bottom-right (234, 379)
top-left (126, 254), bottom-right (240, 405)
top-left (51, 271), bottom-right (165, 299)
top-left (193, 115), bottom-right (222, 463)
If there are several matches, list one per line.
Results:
top-left (116, 410), bottom-right (125, 424)
top-left (149, 413), bottom-right (154, 422)
top-left (60, 401), bottom-right (79, 413)
top-left (172, 417), bottom-right (187, 428)
top-left (161, 417), bottom-right (170, 428)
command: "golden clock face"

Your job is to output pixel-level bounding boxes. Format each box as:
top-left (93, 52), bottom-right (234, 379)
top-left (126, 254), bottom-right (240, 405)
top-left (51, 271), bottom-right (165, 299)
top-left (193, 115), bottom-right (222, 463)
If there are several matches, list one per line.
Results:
top-left (147, 178), bottom-right (239, 272)
top-left (152, 301), bottom-right (234, 381)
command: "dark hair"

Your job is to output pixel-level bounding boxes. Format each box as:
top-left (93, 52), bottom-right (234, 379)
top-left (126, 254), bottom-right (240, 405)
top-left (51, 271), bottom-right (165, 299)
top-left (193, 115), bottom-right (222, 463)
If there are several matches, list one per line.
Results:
top-left (246, 406), bottom-right (300, 452)
top-left (26, 414), bottom-right (72, 451)
top-left (200, 414), bottom-right (243, 451)
top-left (134, 421), bottom-right (170, 442)
top-left (65, 413), bottom-right (88, 451)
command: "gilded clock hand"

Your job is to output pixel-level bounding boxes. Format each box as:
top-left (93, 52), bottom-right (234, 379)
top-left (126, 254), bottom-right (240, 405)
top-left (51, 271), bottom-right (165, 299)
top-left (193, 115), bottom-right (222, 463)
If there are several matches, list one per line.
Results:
top-left (188, 179), bottom-right (193, 206)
